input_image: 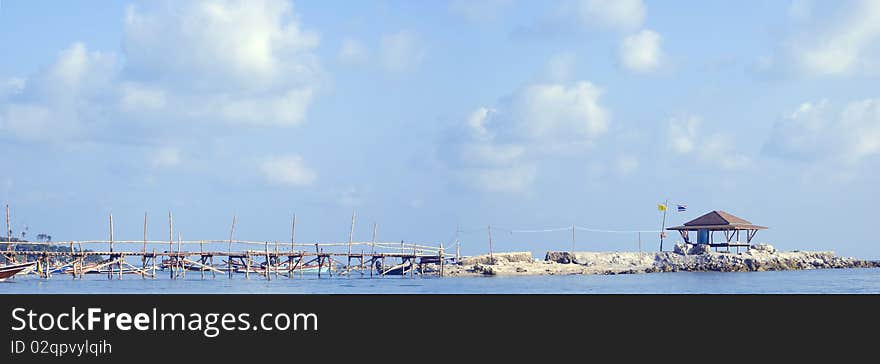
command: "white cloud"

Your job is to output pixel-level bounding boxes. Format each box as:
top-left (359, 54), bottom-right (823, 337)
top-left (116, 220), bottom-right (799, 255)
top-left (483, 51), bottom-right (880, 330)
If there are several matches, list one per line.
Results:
top-left (338, 38), bottom-right (368, 65)
top-left (0, 43), bottom-right (118, 141)
top-left (446, 79), bottom-right (610, 192)
top-left (505, 82), bottom-right (609, 142)
top-left (788, 0), bottom-right (880, 75)
top-left (619, 29), bottom-right (662, 72)
top-left (667, 115), bottom-right (751, 170)
top-left (123, 0), bottom-right (320, 90)
top-left (151, 146), bottom-right (181, 168)
top-left (121, 0), bottom-right (324, 126)
top-left (1, 0), bottom-right (325, 145)
top-left (380, 31), bottom-right (425, 72)
top-left (450, 0), bottom-right (512, 23)
top-left (765, 99), bottom-right (880, 164)
top-left (562, 0), bottom-right (646, 32)
top-left (260, 155), bottom-right (316, 186)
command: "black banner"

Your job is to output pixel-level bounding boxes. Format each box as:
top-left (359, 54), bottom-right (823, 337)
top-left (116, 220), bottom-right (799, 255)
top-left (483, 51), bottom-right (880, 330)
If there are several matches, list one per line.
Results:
top-left (2, 294), bottom-right (878, 362)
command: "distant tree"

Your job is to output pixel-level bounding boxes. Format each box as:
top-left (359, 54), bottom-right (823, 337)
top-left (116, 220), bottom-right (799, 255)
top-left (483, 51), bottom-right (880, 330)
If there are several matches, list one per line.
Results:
top-left (36, 233), bottom-right (52, 242)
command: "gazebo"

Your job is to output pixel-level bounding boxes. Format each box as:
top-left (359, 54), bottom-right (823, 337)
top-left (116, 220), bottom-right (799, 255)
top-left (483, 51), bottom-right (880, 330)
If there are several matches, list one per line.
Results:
top-left (666, 210), bottom-right (767, 252)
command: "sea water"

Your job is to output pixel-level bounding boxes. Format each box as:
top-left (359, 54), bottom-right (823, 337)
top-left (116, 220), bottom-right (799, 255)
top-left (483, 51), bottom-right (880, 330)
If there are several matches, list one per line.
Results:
top-left (2, 268), bottom-right (879, 294)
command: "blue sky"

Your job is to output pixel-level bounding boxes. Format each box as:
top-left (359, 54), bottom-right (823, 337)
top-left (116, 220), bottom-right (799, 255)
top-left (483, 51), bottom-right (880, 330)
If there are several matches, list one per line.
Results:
top-left (1, 0), bottom-right (879, 258)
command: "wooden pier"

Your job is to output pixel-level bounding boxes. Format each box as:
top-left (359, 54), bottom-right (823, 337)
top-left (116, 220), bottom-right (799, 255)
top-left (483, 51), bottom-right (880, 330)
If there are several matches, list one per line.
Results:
top-left (2, 240), bottom-right (449, 280)
top-left (1, 208), bottom-right (454, 280)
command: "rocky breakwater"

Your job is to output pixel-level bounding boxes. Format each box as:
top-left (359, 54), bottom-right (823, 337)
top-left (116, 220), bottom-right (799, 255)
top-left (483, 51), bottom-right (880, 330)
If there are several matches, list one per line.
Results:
top-left (442, 244), bottom-right (879, 276)
top-left (545, 244), bottom-right (880, 275)
top-left (644, 243), bottom-right (880, 273)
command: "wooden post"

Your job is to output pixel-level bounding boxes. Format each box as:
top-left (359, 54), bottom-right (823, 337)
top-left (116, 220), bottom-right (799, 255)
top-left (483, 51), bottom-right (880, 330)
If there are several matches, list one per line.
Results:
top-left (371, 223), bottom-right (377, 256)
top-left (439, 242), bottom-right (444, 277)
top-left (5, 204), bottom-right (10, 256)
top-left (348, 211), bottom-right (355, 276)
top-left (264, 242), bottom-right (271, 281)
top-left (168, 210), bottom-right (174, 278)
top-left (118, 255), bottom-right (124, 280)
top-left (200, 240), bottom-right (205, 280)
top-left (228, 214), bottom-right (236, 279)
top-left (152, 248), bottom-right (157, 279)
top-left (315, 243), bottom-right (321, 279)
top-left (245, 252), bottom-right (250, 279)
top-left (291, 213), bottom-right (296, 249)
top-left (410, 245), bottom-right (416, 278)
top-left (179, 232), bottom-right (185, 279)
top-left (290, 213), bottom-right (296, 279)
top-left (274, 242), bottom-right (279, 279)
top-left (79, 243), bottom-right (84, 279)
top-left (142, 212), bottom-right (147, 279)
top-left (108, 212), bottom-right (114, 279)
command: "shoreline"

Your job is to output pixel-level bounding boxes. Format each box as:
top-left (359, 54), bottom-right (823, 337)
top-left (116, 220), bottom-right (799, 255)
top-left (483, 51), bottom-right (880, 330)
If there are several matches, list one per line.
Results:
top-left (435, 245), bottom-right (880, 277)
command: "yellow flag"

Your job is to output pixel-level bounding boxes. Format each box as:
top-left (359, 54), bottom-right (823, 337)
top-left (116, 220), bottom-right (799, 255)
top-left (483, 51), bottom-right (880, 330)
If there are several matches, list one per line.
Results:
top-left (657, 203), bottom-right (667, 211)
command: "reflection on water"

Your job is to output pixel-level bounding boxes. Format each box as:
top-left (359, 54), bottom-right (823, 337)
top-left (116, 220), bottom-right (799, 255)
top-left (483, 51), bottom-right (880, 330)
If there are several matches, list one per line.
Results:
top-left (2, 268), bottom-right (879, 294)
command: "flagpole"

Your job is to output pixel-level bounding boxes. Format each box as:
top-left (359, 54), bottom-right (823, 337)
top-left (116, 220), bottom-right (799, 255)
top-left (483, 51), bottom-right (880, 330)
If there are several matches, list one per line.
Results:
top-left (659, 199), bottom-right (668, 252)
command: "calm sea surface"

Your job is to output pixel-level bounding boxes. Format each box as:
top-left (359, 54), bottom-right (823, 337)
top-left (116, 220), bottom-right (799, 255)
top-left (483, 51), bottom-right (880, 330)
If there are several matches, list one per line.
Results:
top-left (2, 268), bottom-right (880, 294)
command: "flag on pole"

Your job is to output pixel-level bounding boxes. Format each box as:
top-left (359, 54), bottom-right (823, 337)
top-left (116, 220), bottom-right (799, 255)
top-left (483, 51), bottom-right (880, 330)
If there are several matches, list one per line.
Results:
top-left (657, 203), bottom-right (667, 212)
top-left (676, 204), bottom-right (687, 212)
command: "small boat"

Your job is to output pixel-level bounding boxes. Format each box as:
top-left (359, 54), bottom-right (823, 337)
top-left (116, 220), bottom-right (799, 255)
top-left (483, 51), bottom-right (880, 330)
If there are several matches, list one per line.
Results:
top-left (0, 261), bottom-right (37, 281)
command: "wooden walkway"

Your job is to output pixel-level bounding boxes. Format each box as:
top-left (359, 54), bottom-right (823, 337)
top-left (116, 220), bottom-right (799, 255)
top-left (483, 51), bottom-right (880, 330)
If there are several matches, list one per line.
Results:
top-left (2, 240), bottom-right (453, 280)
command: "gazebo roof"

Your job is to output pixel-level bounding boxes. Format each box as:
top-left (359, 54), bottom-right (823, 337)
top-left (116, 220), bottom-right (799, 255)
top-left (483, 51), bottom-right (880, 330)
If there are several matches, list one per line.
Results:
top-left (667, 210), bottom-right (767, 231)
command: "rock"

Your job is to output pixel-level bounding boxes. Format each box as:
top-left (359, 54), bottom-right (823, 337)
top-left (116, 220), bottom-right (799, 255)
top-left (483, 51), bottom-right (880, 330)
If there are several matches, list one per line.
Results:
top-left (673, 243), bottom-right (689, 255)
top-left (545, 251), bottom-right (576, 264)
top-left (460, 252), bottom-right (533, 265)
top-left (749, 244), bottom-right (776, 254)
top-left (689, 244), bottom-right (710, 255)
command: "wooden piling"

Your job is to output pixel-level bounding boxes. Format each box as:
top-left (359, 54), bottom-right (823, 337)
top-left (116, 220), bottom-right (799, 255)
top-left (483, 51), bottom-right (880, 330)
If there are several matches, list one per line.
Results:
top-left (347, 211), bottom-right (355, 276)
top-left (109, 212), bottom-right (114, 279)
top-left (228, 214), bottom-right (236, 279)
top-left (264, 242), bottom-right (270, 281)
top-left (168, 210), bottom-right (174, 279)
top-left (142, 212), bottom-right (147, 279)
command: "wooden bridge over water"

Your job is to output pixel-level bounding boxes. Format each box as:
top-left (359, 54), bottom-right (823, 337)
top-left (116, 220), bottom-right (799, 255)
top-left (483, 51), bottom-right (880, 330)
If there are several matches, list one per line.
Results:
top-left (2, 210), bottom-right (458, 280)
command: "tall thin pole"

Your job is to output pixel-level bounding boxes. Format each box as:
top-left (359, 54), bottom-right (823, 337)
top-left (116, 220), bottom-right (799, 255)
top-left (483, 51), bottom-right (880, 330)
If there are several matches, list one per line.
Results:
top-left (5, 204), bottom-right (10, 248)
top-left (348, 211), bottom-right (355, 256)
top-left (371, 222), bottom-right (377, 255)
top-left (488, 225), bottom-right (493, 262)
top-left (638, 232), bottom-right (642, 257)
top-left (659, 199), bottom-right (668, 252)
top-left (571, 225), bottom-right (575, 252)
top-left (228, 214), bottom-right (236, 279)
top-left (109, 212), bottom-right (114, 279)
top-left (168, 210), bottom-right (174, 279)
top-left (455, 224), bottom-right (460, 262)
top-left (291, 213), bottom-right (296, 249)
top-left (109, 212), bottom-right (114, 253)
top-left (348, 211), bottom-right (355, 277)
top-left (168, 210), bottom-right (174, 254)
top-left (142, 212), bottom-right (148, 272)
